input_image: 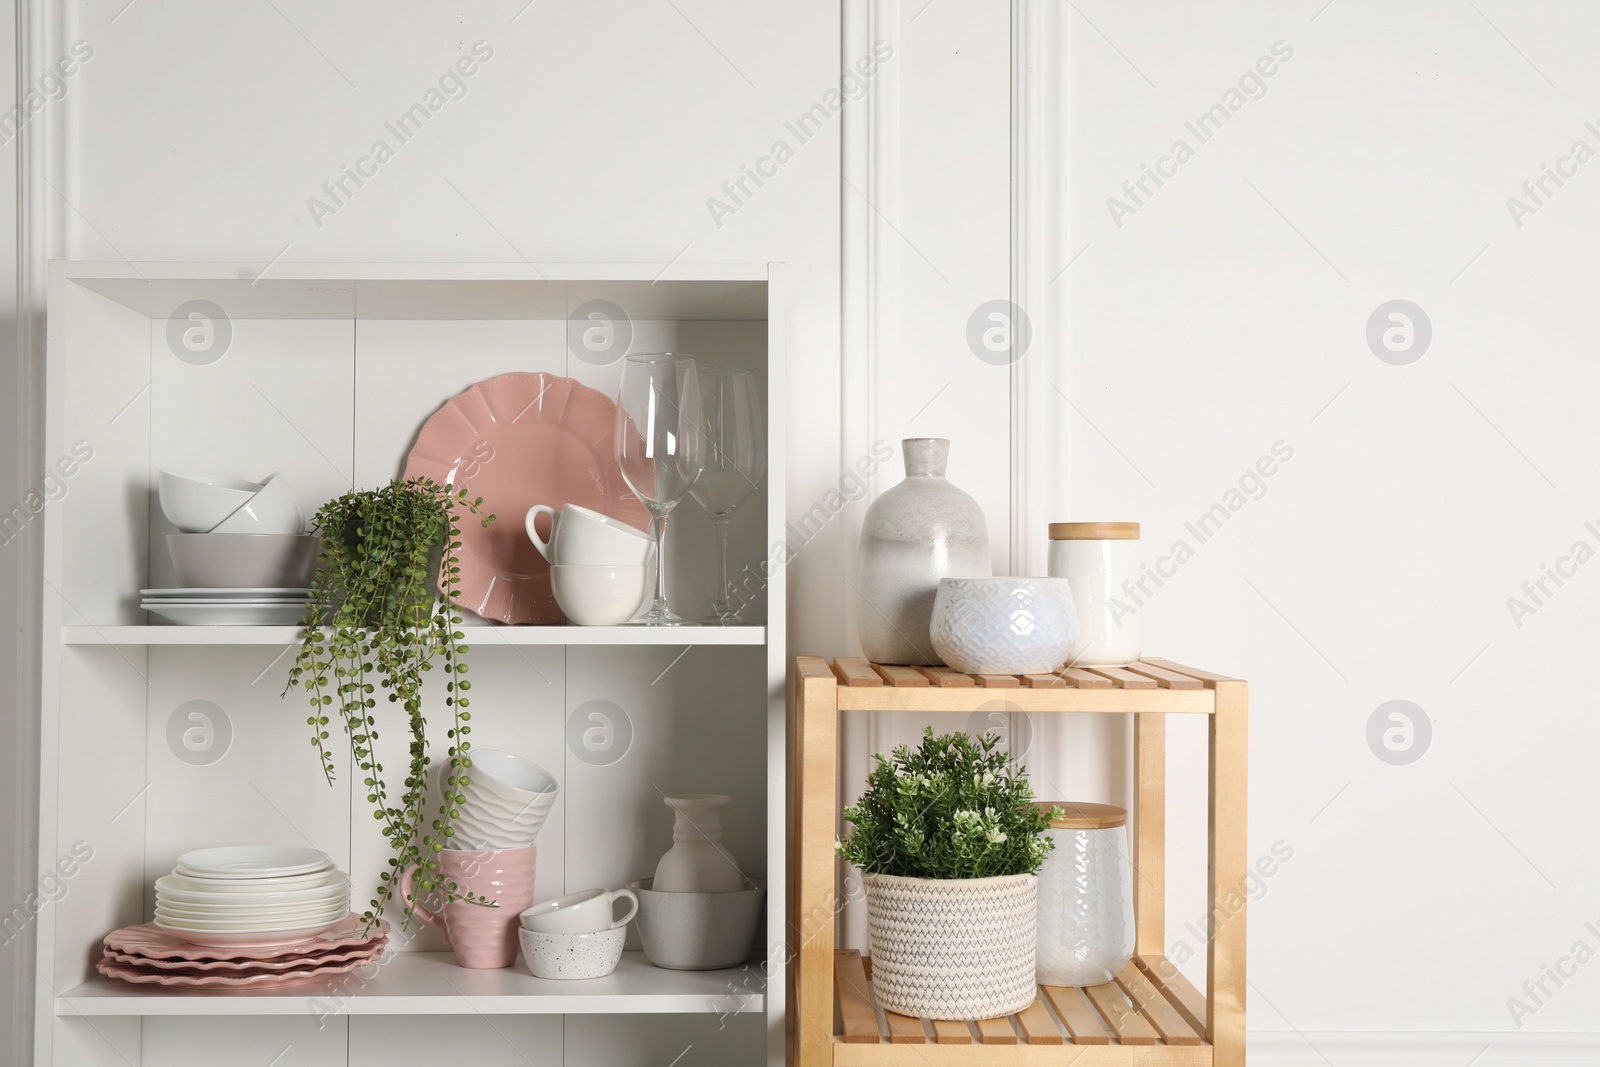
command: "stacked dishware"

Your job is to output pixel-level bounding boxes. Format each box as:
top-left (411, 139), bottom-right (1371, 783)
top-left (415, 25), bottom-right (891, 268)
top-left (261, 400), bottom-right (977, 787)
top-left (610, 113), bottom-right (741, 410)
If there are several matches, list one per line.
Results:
top-left (150, 846), bottom-right (352, 948)
top-left (153, 468), bottom-right (318, 624)
top-left (519, 887), bottom-right (638, 979)
top-left (97, 914), bottom-right (386, 990)
top-left (393, 750), bottom-right (558, 969)
top-left (525, 503), bottom-right (653, 625)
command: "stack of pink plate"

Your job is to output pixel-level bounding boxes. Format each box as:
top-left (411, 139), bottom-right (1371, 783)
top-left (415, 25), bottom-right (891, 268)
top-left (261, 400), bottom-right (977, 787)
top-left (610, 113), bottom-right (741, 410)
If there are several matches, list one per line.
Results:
top-left (97, 915), bottom-right (388, 989)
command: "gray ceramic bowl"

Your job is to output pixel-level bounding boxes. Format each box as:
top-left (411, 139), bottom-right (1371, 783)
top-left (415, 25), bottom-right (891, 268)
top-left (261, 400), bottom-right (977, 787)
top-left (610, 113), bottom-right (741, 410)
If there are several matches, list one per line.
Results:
top-left (628, 878), bottom-right (765, 971)
top-left (167, 533), bottom-right (320, 589)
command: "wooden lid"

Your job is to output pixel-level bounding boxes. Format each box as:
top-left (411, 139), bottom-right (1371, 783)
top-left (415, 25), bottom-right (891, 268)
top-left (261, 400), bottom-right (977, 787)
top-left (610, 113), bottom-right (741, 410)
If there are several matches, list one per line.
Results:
top-left (1035, 801), bottom-right (1127, 829)
top-left (1049, 522), bottom-right (1139, 540)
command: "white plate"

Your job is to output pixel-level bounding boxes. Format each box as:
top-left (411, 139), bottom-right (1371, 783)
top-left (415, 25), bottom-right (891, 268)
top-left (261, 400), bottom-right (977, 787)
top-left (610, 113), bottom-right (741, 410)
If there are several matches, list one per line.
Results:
top-left (143, 599), bottom-right (310, 607)
top-left (145, 603), bottom-right (309, 626)
top-left (155, 872), bottom-right (347, 904)
top-left (141, 587), bottom-right (311, 598)
top-left (152, 917), bottom-right (348, 947)
top-left (155, 891), bottom-right (348, 913)
top-left (154, 910), bottom-right (349, 931)
top-left (154, 904), bottom-right (349, 926)
top-left (164, 872), bottom-right (340, 895)
top-left (177, 846), bottom-right (331, 878)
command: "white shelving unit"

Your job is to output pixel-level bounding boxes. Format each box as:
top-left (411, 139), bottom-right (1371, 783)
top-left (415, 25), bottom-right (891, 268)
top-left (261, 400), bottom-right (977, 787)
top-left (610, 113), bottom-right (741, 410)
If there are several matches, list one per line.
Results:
top-left (37, 262), bottom-right (786, 1067)
top-left (56, 952), bottom-right (762, 1018)
top-left (60, 626), bottom-right (767, 646)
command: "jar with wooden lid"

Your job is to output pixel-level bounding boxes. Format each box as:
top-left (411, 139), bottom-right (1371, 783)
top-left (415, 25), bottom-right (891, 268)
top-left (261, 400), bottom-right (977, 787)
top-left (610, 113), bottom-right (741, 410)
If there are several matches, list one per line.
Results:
top-left (1048, 522), bottom-right (1140, 666)
top-left (1034, 801), bottom-right (1135, 987)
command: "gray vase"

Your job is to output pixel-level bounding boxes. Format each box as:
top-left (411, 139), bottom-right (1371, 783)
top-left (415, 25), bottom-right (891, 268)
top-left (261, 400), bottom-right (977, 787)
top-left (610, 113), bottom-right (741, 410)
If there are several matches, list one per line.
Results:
top-left (855, 439), bottom-right (991, 665)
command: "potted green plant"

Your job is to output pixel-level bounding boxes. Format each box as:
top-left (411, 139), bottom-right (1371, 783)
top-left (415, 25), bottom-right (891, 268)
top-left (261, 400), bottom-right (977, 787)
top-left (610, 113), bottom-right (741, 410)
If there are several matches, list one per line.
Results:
top-left (836, 727), bottom-right (1058, 1020)
top-left (287, 477), bottom-right (493, 930)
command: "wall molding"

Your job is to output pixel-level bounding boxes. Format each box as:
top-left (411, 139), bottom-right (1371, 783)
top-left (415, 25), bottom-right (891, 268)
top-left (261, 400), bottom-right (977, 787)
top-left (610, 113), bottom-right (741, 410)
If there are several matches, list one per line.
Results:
top-left (1250, 1031), bottom-right (1600, 1064)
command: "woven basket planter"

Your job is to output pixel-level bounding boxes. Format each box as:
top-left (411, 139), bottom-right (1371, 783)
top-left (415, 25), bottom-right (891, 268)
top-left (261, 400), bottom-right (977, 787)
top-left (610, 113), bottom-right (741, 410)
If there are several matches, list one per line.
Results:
top-left (862, 871), bottom-right (1037, 1020)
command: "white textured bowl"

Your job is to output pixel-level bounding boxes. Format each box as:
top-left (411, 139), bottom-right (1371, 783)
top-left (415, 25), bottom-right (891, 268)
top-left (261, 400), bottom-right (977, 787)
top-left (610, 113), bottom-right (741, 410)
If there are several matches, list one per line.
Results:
top-left (167, 533), bottom-right (320, 588)
top-left (929, 577), bottom-right (1078, 676)
top-left (158, 469), bottom-right (262, 533)
top-left (211, 472), bottom-right (305, 535)
top-left (445, 751), bottom-right (559, 849)
top-left (520, 926), bottom-right (625, 980)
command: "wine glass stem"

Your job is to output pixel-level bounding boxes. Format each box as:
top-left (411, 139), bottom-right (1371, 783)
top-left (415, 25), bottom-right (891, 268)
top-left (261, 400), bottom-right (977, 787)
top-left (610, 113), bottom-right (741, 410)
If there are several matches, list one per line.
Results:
top-left (713, 518), bottom-right (732, 614)
top-left (651, 512), bottom-right (671, 612)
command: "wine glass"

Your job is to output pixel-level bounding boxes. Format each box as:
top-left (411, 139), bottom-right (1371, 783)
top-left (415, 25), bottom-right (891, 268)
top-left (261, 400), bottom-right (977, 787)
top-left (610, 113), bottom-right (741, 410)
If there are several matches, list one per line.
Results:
top-left (614, 353), bottom-right (706, 625)
top-left (690, 367), bottom-right (764, 624)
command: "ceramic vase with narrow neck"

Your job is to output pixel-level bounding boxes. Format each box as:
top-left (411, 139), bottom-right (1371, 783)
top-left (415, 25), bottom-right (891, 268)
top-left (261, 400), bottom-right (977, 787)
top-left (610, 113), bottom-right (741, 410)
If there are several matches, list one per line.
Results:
top-left (653, 794), bottom-right (744, 893)
top-left (855, 438), bottom-right (991, 665)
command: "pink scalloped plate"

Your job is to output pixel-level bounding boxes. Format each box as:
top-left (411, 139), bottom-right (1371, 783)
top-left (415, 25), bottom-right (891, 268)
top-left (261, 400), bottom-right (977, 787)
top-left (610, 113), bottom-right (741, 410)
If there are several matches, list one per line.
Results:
top-left (402, 372), bottom-right (649, 625)
top-left (103, 939), bottom-right (386, 973)
top-left (104, 915), bottom-right (387, 962)
top-left (96, 953), bottom-right (377, 989)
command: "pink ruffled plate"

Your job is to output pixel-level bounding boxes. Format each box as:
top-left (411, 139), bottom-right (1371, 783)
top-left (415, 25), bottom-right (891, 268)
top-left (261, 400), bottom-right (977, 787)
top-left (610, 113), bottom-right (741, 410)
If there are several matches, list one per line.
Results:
top-left (95, 953), bottom-right (378, 989)
top-left (402, 372), bottom-right (649, 624)
top-left (104, 915), bottom-right (387, 962)
top-left (103, 939), bottom-right (386, 972)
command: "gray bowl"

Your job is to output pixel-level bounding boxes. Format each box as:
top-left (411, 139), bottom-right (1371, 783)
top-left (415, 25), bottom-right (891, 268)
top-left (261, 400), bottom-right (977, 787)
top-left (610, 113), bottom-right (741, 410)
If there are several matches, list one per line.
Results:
top-left (167, 533), bottom-right (320, 589)
top-left (628, 878), bottom-right (765, 971)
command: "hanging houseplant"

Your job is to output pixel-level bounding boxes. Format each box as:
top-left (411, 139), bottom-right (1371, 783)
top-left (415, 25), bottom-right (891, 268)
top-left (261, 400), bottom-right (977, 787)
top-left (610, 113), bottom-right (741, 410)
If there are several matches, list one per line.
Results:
top-left (287, 477), bottom-right (493, 930)
top-left (836, 727), bottom-right (1060, 1020)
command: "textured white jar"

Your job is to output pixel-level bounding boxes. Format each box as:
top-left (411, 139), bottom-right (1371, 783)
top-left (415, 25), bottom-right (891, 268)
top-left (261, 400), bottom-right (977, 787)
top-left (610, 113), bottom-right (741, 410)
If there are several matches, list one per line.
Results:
top-left (1035, 802), bottom-right (1135, 987)
top-left (1048, 522), bottom-right (1140, 667)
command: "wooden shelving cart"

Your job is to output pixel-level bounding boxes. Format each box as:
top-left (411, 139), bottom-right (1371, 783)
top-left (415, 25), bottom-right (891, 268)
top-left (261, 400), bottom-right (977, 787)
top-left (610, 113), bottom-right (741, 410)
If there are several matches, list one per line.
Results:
top-left (793, 656), bottom-right (1247, 1066)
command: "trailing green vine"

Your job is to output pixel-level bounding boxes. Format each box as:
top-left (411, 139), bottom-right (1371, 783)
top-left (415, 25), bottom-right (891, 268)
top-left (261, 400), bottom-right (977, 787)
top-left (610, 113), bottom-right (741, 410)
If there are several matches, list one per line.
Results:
top-left (286, 478), bottom-right (494, 930)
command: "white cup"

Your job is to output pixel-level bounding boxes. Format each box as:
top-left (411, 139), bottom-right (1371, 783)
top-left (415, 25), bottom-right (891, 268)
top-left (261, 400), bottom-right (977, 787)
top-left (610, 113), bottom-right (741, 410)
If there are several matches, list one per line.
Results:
top-left (551, 564), bottom-right (648, 626)
top-left (525, 503), bottom-right (652, 566)
top-left (521, 888), bottom-right (639, 934)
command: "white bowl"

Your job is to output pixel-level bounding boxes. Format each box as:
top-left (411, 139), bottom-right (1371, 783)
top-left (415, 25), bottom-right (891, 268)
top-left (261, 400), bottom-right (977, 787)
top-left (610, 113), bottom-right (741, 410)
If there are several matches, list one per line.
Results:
top-left (167, 533), bottom-right (320, 589)
top-left (158, 469), bottom-right (262, 533)
top-left (211, 472), bottom-right (305, 535)
top-left (444, 751), bottom-right (559, 849)
top-left (551, 564), bottom-right (648, 625)
top-left (520, 926), bottom-right (626, 980)
top-left (929, 577), bottom-right (1078, 676)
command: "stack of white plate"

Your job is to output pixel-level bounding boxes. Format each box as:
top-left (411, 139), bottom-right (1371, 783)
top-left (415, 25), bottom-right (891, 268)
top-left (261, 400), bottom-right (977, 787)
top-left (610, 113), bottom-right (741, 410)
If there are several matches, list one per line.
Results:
top-left (141, 587), bottom-right (310, 626)
top-left (154, 846), bottom-right (351, 948)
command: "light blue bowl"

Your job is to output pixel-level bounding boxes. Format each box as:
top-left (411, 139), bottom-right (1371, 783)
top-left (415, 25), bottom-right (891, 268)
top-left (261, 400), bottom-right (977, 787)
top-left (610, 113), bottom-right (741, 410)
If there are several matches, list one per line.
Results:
top-left (929, 577), bottom-right (1078, 675)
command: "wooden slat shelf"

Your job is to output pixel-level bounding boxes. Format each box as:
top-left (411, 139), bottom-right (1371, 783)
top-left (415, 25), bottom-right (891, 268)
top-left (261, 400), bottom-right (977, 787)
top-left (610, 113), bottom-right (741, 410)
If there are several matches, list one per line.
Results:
top-left (794, 655), bottom-right (1247, 1067)
top-left (827, 950), bottom-right (1209, 1063)
top-left (827, 658), bottom-right (1222, 714)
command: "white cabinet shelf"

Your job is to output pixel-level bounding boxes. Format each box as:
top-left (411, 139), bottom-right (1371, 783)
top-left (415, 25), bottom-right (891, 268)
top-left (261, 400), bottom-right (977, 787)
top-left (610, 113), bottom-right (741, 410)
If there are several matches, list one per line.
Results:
top-left (60, 625), bottom-right (766, 646)
top-left (40, 262), bottom-right (787, 1067)
top-left (57, 951), bottom-right (760, 1017)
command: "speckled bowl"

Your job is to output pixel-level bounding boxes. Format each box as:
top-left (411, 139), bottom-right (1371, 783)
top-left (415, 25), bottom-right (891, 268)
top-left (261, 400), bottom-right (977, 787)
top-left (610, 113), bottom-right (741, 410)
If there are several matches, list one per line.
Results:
top-left (519, 926), bottom-right (625, 980)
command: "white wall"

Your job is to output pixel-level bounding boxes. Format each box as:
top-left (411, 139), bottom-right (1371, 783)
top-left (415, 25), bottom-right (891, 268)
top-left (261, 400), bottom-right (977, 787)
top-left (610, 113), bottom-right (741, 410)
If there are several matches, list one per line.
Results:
top-left (1056, 0), bottom-right (1600, 1056)
top-left (6, 0), bottom-right (1599, 1063)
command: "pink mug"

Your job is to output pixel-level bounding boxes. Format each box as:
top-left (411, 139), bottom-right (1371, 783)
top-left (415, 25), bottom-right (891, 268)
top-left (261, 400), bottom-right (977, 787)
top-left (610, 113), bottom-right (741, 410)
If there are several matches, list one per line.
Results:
top-left (400, 846), bottom-right (536, 968)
